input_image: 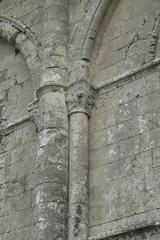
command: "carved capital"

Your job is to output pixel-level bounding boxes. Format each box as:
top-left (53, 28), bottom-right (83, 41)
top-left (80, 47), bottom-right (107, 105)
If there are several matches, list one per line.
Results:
top-left (66, 80), bottom-right (95, 117)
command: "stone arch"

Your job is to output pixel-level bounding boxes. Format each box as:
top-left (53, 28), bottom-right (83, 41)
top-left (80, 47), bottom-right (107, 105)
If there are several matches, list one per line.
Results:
top-left (69, 0), bottom-right (120, 83)
top-left (0, 15), bottom-right (41, 88)
top-left (0, 16), bottom-right (39, 240)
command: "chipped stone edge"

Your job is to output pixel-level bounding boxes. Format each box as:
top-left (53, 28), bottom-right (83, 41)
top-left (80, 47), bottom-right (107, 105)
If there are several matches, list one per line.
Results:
top-left (89, 222), bottom-right (160, 240)
top-left (0, 14), bottom-right (40, 47)
top-left (88, 208), bottom-right (160, 240)
top-left (95, 57), bottom-right (160, 91)
top-left (0, 116), bottom-right (32, 136)
top-left (0, 15), bottom-right (41, 87)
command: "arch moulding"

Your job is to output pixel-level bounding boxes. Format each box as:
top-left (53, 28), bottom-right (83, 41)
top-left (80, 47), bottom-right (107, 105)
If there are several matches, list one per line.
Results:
top-left (0, 15), bottom-right (41, 85)
top-left (69, 0), bottom-right (120, 83)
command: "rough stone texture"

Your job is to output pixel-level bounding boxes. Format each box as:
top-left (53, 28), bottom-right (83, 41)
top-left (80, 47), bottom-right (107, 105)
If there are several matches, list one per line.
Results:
top-left (91, 0), bottom-right (160, 88)
top-left (31, 1), bottom-right (69, 239)
top-left (0, 39), bottom-right (36, 239)
top-left (0, 0), bottom-right (43, 37)
top-left (89, 63), bottom-right (160, 239)
top-left (32, 90), bottom-right (68, 240)
top-left (100, 225), bottom-right (160, 240)
top-left (66, 80), bottom-right (95, 117)
top-left (1, 0), bottom-right (160, 240)
top-left (68, 113), bottom-right (89, 240)
top-left (88, 0), bottom-right (160, 239)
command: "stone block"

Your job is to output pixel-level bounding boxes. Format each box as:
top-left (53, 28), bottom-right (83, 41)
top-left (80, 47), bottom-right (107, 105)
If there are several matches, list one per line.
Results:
top-left (89, 143), bottom-right (118, 169)
top-left (119, 135), bottom-right (141, 158)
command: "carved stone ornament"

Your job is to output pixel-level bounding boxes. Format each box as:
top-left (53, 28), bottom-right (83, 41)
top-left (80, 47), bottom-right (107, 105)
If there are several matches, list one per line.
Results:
top-left (66, 80), bottom-right (95, 117)
top-left (147, 11), bottom-right (160, 62)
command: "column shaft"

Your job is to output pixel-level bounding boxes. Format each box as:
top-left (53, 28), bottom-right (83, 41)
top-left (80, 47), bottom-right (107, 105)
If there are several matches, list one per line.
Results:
top-left (68, 113), bottom-right (89, 240)
top-left (32, 89), bottom-right (68, 240)
top-left (32, 1), bottom-right (69, 239)
top-left (41, 0), bottom-right (68, 87)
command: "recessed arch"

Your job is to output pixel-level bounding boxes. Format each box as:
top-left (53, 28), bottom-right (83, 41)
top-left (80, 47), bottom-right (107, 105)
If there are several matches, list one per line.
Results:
top-left (0, 15), bottom-right (41, 87)
top-left (0, 15), bottom-right (40, 240)
top-left (69, 0), bottom-right (120, 83)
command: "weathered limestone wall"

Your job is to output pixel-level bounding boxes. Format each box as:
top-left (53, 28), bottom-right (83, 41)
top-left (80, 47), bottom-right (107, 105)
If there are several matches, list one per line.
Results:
top-left (89, 65), bottom-right (160, 238)
top-left (0, 40), bottom-right (35, 124)
top-left (0, 0), bottom-right (43, 37)
top-left (1, 0), bottom-right (160, 239)
top-left (89, 0), bottom-right (160, 239)
top-left (0, 40), bottom-right (36, 239)
top-left (91, 0), bottom-right (160, 88)
top-left (69, 0), bottom-right (89, 33)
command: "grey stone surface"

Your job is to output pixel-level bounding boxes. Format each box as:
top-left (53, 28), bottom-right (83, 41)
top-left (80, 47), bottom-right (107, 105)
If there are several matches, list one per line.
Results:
top-left (1, 0), bottom-right (160, 240)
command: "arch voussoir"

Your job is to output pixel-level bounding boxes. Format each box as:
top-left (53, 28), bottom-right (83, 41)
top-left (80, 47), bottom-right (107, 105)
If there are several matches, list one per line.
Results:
top-left (69, 0), bottom-right (119, 83)
top-left (0, 15), bottom-right (41, 86)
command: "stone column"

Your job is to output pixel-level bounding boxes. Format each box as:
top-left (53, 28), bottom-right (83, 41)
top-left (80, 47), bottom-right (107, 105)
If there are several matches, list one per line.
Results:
top-left (32, 85), bottom-right (68, 240)
top-left (32, 1), bottom-right (69, 240)
top-left (67, 81), bottom-right (95, 240)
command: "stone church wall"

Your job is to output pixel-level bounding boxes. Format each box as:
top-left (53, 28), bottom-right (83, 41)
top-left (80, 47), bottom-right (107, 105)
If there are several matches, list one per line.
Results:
top-left (1, 0), bottom-right (160, 239)
top-left (89, 0), bottom-right (160, 239)
top-left (89, 65), bottom-right (160, 239)
top-left (0, 40), bottom-right (36, 239)
top-left (91, 0), bottom-right (160, 87)
top-left (0, 0), bottom-right (43, 37)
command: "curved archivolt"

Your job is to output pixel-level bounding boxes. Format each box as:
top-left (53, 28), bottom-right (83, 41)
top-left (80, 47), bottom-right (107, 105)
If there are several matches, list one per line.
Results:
top-left (0, 15), bottom-right (41, 86)
top-left (69, 0), bottom-right (119, 83)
